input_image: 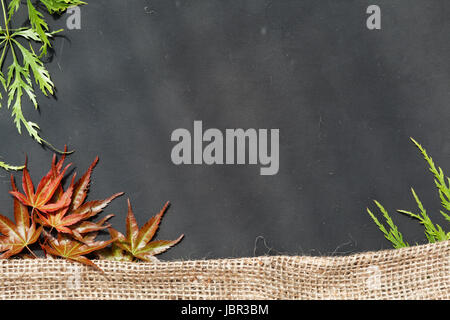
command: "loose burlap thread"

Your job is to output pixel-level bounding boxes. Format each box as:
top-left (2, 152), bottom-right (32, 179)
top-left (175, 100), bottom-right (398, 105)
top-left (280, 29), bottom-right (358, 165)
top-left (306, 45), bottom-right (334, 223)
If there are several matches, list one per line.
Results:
top-left (0, 241), bottom-right (448, 300)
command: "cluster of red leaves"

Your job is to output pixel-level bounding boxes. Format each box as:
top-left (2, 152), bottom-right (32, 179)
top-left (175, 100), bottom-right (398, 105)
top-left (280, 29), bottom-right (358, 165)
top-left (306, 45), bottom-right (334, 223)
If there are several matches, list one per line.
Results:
top-left (0, 153), bottom-right (183, 271)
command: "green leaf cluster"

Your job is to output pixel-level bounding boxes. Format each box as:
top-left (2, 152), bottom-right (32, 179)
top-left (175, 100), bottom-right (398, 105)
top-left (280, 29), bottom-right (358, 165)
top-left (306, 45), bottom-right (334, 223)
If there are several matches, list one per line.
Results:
top-left (367, 138), bottom-right (450, 248)
top-left (0, 0), bottom-right (85, 171)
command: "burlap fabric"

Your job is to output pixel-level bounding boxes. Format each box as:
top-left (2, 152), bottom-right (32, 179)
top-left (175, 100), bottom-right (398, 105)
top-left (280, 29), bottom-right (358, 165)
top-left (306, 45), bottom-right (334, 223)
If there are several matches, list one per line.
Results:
top-left (0, 240), bottom-right (448, 299)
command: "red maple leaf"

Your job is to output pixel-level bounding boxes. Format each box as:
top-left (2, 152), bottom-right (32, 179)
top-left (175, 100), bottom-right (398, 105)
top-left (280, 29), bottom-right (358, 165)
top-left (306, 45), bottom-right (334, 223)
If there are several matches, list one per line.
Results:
top-left (0, 177), bottom-right (42, 258)
top-left (9, 157), bottom-right (72, 214)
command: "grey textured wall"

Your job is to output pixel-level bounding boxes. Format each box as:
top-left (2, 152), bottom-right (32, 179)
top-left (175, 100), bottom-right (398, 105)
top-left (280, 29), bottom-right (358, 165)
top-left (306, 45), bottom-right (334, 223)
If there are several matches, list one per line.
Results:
top-left (1, 1), bottom-right (449, 259)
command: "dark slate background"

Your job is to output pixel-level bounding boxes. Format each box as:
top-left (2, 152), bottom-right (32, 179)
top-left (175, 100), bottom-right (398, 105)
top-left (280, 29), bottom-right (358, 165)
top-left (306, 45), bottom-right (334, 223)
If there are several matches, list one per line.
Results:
top-left (0, 0), bottom-right (449, 259)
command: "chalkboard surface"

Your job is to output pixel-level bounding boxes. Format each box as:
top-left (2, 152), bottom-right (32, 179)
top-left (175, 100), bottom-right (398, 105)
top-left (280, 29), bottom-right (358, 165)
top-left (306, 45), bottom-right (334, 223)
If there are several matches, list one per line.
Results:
top-left (1, 0), bottom-right (449, 259)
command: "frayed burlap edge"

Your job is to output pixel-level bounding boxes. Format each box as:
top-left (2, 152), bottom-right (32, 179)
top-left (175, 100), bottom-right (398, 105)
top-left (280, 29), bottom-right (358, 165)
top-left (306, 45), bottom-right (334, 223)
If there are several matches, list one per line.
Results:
top-left (0, 240), bottom-right (448, 300)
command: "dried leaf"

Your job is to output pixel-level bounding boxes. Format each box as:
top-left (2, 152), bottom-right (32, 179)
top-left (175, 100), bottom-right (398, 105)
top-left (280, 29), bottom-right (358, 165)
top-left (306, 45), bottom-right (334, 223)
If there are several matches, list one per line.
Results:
top-left (71, 214), bottom-right (114, 241)
top-left (96, 243), bottom-right (134, 262)
top-left (9, 161), bottom-right (71, 213)
top-left (69, 156), bottom-right (98, 211)
top-left (110, 200), bottom-right (183, 262)
top-left (42, 231), bottom-right (113, 271)
top-left (0, 177), bottom-right (42, 258)
top-left (26, 155), bottom-right (122, 236)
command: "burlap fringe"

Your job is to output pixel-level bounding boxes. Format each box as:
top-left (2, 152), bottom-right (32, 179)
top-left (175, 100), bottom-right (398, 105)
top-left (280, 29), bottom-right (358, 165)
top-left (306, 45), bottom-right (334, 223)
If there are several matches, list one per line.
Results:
top-left (0, 240), bottom-right (448, 300)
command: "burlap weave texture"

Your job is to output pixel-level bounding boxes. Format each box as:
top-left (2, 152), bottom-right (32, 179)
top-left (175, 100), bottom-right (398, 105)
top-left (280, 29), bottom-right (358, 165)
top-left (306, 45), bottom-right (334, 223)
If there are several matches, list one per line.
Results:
top-left (0, 240), bottom-right (448, 299)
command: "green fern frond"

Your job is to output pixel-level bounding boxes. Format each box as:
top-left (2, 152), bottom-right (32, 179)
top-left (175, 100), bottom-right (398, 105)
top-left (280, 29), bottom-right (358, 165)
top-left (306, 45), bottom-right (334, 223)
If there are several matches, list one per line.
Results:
top-left (0, 0), bottom-right (84, 170)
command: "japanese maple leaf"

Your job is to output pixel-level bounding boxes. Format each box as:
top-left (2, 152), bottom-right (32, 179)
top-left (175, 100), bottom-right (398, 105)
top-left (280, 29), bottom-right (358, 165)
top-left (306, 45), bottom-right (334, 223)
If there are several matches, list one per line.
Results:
top-left (64, 156), bottom-right (123, 236)
top-left (68, 156), bottom-right (98, 212)
top-left (70, 214), bottom-right (115, 241)
top-left (9, 158), bottom-right (71, 214)
top-left (96, 243), bottom-right (134, 262)
top-left (65, 192), bottom-right (123, 232)
top-left (0, 176), bottom-right (42, 259)
top-left (35, 156), bottom-right (123, 234)
top-left (108, 199), bottom-right (183, 262)
top-left (41, 230), bottom-right (114, 271)
top-left (34, 174), bottom-right (78, 233)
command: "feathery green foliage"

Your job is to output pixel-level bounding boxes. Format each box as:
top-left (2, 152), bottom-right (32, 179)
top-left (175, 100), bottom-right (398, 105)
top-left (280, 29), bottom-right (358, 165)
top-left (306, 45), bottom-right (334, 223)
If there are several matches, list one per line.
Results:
top-left (0, 159), bottom-right (24, 170)
top-left (0, 0), bottom-right (85, 170)
top-left (367, 138), bottom-right (450, 248)
top-left (366, 201), bottom-right (408, 249)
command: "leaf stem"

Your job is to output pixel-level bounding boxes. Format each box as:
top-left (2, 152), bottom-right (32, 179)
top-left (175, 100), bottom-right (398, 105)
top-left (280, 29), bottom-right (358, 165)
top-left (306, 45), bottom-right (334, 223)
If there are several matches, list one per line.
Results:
top-left (30, 207), bottom-right (35, 224)
top-left (26, 245), bottom-right (38, 258)
top-left (41, 226), bottom-right (54, 247)
top-left (41, 138), bottom-right (75, 155)
top-left (0, 0), bottom-right (9, 39)
top-left (0, 0), bottom-right (12, 67)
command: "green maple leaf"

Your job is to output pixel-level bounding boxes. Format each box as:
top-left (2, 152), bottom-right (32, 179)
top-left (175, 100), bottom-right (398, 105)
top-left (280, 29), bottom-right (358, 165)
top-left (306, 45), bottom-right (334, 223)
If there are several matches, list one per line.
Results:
top-left (106, 200), bottom-right (184, 262)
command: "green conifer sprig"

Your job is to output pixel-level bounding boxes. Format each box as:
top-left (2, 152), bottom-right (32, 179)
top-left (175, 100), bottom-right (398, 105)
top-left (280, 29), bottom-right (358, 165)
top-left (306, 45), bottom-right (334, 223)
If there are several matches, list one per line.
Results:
top-left (367, 201), bottom-right (408, 249)
top-left (367, 138), bottom-right (450, 248)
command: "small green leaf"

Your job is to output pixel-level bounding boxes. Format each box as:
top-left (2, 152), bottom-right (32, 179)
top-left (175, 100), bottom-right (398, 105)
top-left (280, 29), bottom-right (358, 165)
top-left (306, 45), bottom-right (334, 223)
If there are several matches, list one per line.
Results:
top-left (0, 160), bottom-right (25, 171)
top-left (27, 0), bottom-right (50, 55)
top-left (13, 40), bottom-right (54, 95)
top-left (40, 0), bottom-right (86, 14)
top-left (7, 0), bottom-right (21, 21)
